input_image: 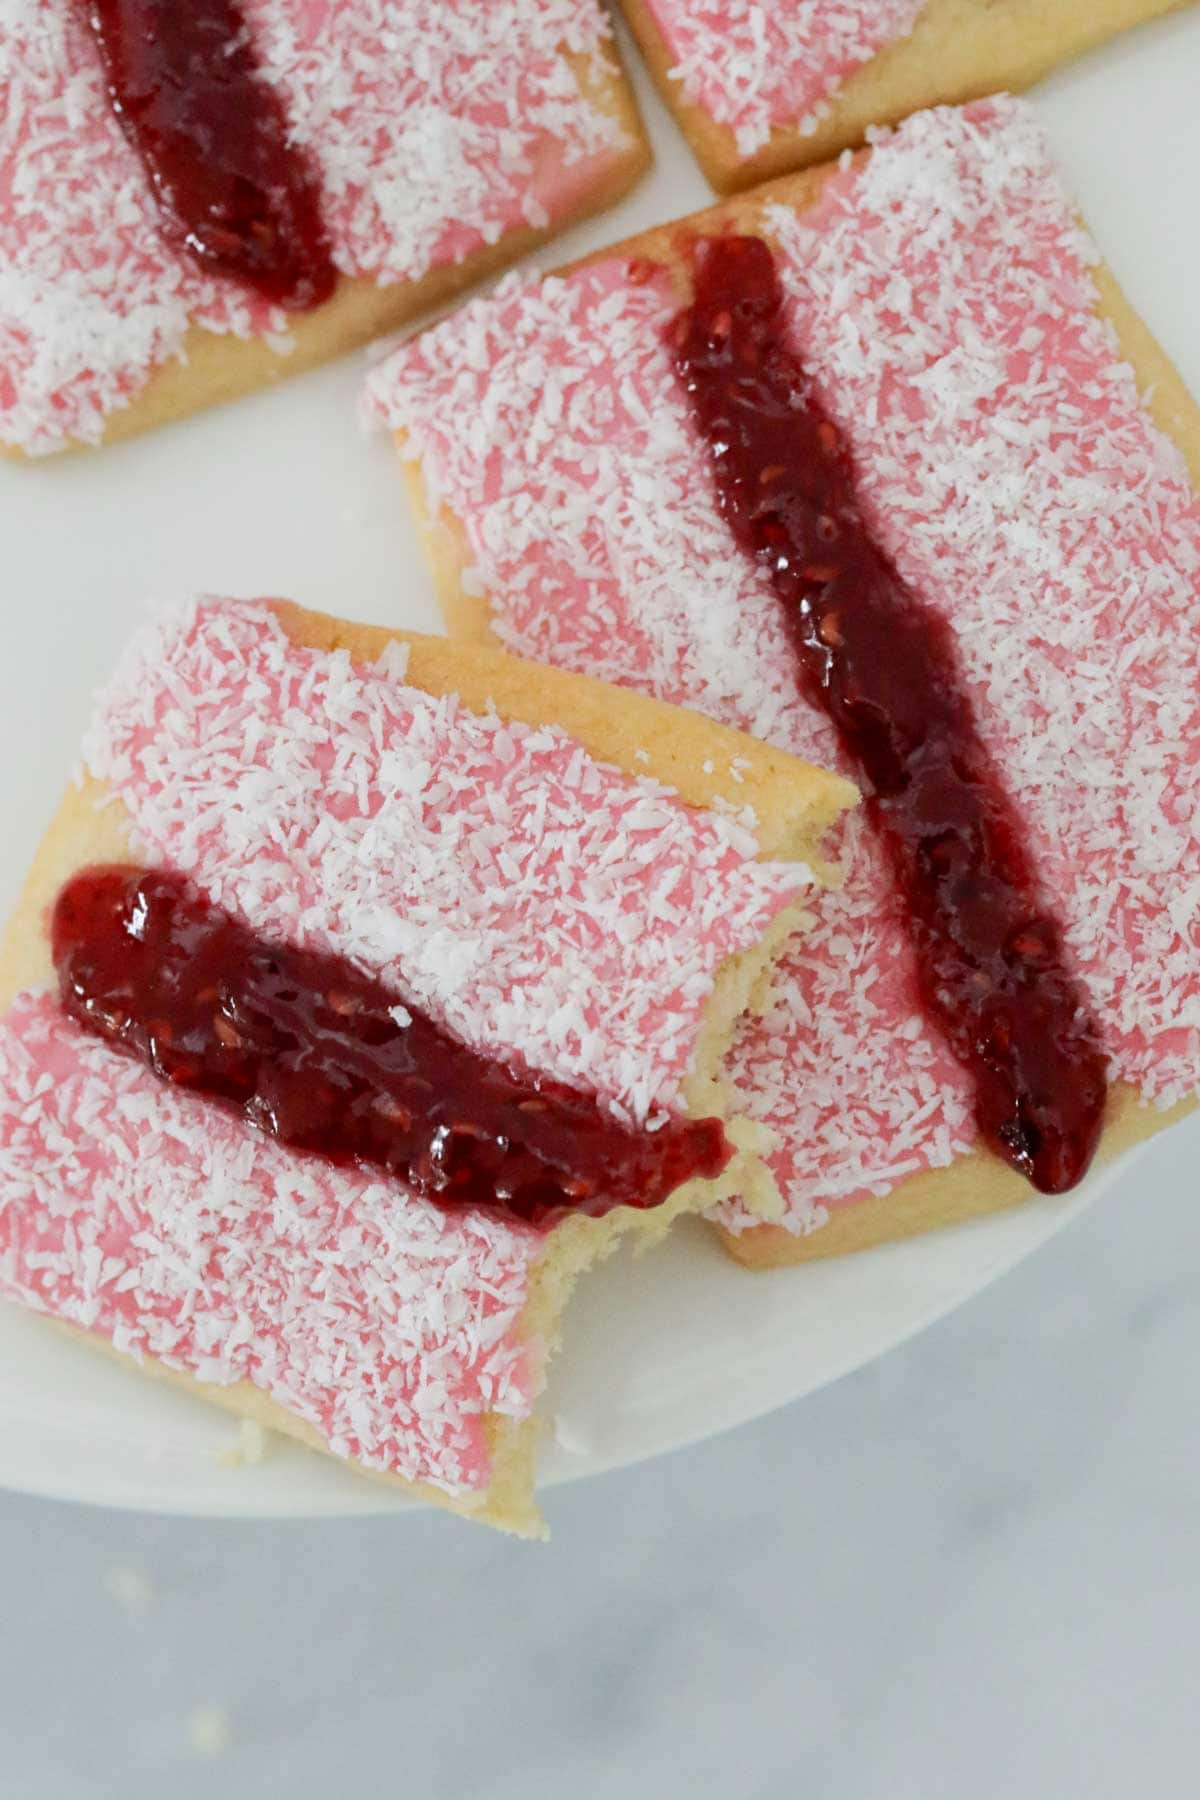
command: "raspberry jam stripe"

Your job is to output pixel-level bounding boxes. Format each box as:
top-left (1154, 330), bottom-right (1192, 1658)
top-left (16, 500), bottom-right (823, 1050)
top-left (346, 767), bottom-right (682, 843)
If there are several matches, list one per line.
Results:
top-left (79, 0), bottom-right (336, 307)
top-left (673, 234), bottom-right (1108, 1194)
top-left (51, 865), bottom-right (733, 1227)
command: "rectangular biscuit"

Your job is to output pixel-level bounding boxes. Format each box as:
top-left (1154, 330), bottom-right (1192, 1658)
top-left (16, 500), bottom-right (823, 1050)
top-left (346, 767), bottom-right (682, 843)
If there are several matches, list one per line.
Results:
top-left (370, 96), bottom-right (1200, 1266)
top-left (0, 1), bottom-right (648, 455)
top-left (619, 0), bottom-right (1189, 191)
top-left (0, 597), bottom-right (851, 1529)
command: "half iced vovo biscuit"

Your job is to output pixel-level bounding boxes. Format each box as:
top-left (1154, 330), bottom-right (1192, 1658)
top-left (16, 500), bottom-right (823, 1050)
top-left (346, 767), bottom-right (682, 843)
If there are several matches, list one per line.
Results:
top-left (0, 598), bottom-right (852, 1530)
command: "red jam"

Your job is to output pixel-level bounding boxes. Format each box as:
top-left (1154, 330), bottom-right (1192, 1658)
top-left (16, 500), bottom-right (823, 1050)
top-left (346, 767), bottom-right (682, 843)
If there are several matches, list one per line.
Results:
top-left (80, 0), bottom-right (337, 309)
top-left (51, 867), bottom-right (731, 1226)
top-left (672, 235), bottom-right (1108, 1194)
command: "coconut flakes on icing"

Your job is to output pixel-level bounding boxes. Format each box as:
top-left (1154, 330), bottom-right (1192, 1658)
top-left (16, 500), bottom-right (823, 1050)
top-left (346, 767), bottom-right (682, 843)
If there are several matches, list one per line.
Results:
top-left (83, 598), bottom-right (809, 1128)
top-left (0, 991), bottom-right (541, 1493)
top-left (0, 0), bottom-right (625, 453)
top-left (370, 97), bottom-right (1200, 1232)
top-left (642, 0), bottom-right (925, 157)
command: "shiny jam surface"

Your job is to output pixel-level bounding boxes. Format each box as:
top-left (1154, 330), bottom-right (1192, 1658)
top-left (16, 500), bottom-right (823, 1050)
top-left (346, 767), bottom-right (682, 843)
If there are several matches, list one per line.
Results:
top-left (672, 234), bottom-right (1108, 1194)
top-left (80, 0), bottom-right (337, 309)
top-left (51, 867), bottom-right (732, 1227)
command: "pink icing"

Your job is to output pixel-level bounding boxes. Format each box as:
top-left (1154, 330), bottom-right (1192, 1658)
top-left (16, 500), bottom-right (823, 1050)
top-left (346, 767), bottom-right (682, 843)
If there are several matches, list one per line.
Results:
top-left (642, 0), bottom-right (925, 157)
top-left (0, 0), bottom-right (626, 453)
top-left (369, 98), bottom-right (1200, 1234)
top-left (0, 599), bottom-right (806, 1489)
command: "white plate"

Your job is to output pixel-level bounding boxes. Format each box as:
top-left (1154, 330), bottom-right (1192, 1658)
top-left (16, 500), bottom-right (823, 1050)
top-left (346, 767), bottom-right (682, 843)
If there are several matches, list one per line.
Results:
top-left (0, 10), bottom-right (1197, 1517)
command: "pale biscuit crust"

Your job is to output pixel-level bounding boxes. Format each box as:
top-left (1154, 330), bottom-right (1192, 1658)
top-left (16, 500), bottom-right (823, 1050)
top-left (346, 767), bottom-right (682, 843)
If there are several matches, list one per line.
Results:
top-left (6, 44), bottom-right (649, 457)
top-left (0, 603), bottom-right (850, 1525)
top-left (619, 0), bottom-right (1189, 191)
top-left (398, 156), bottom-right (1200, 1265)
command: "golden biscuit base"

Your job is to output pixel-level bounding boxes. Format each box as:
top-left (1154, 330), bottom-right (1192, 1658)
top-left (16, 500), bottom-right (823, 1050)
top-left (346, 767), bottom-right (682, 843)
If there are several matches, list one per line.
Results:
top-left (5, 44), bottom-right (648, 458)
top-left (618, 0), bottom-right (1189, 192)
top-left (393, 152), bottom-right (1200, 1268)
top-left (0, 602), bottom-right (852, 1529)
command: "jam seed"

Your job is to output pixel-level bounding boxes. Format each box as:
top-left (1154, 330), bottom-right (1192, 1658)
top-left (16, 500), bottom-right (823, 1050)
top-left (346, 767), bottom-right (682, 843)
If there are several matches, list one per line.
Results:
top-left (326, 990), bottom-right (361, 1017)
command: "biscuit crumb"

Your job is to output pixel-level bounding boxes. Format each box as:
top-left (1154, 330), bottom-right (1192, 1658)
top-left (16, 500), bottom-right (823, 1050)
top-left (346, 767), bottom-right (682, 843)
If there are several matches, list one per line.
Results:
top-left (103, 1563), bottom-right (155, 1619)
top-left (187, 1707), bottom-right (231, 1758)
top-left (215, 1418), bottom-right (270, 1469)
top-left (552, 1414), bottom-right (594, 1457)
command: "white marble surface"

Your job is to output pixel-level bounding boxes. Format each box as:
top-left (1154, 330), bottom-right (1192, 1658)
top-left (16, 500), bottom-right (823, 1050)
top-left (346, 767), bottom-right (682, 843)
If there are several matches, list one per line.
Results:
top-left (1, 1108), bottom-right (1196, 1798)
top-left (2, 6), bottom-right (1199, 1793)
